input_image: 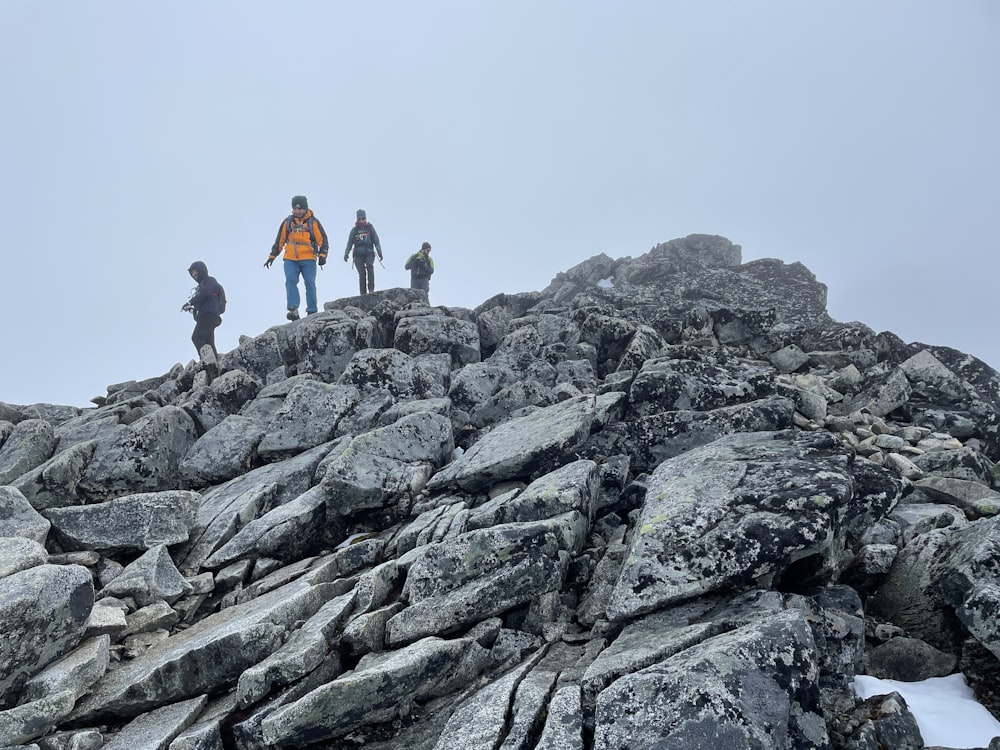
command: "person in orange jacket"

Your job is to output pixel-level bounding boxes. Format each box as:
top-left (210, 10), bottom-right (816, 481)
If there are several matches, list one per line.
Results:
top-left (264, 195), bottom-right (329, 320)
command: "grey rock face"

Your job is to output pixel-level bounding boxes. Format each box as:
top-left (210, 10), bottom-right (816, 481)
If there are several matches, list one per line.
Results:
top-left (0, 688), bottom-right (77, 746)
top-left (69, 579), bottom-right (337, 722)
top-left (607, 430), bottom-right (877, 621)
top-left (256, 380), bottom-right (359, 461)
top-left (100, 544), bottom-right (193, 607)
top-left (235, 590), bottom-right (355, 708)
top-left (13, 235), bottom-right (1000, 750)
top-left (260, 635), bottom-right (489, 747)
top-left (100, 694), bottom-right (206, 750)
top-left (0, 537), bottom-right (48, 579)
top-left (865, 636), bottom-right (958, 681)
top-left (593, 610), bottom-right (828, 750)
top-left (447, 361), bottom-right (513, 410)
top-left (466, 458), bottom-right (599, 529)
top-left (394, 313), bottom-right (482, 367)
top-left (624, 395), bottom-right (796, 472)
top-left (219, 330), bottom-right (283, 385)
top-left (432, 658), bottom-right (546, 750)
top-left (175, 441), bottom-right (332, 575)
top-left (291, 312), bottom-right (371, 382)
top-left (386, 517), bottom-right (577, 646)
top-left (535, 683), bottom-right (584, 750)
top-left (912, 475), bottom-right (1000, 518)
top-left (0, 486), bottom-right (50, 543)
top-left (11, 440), bottom-right (97, 511)
top-left (179, 415), bottom-right (267, 488)
top-left (339, 348), bottom-right (445, 399)
top-left (0, 418), bottom-right (58, 484)
top-left (627, 356), bottom-right (775, 418)
top-left (428, 395), bottom-right (595, 492)
top-left (0, 564), bottom-right (93, 707)
top-left (203, 485), bottom-right (331, 569)
top-left (77, 406), bottom-right (198, 501)
top-left (44, 491), bottom-right (199, 553)
top-left (322, 412), bottom-right (454, 518)
top-left (870, 515), bottom-right (1000, 659)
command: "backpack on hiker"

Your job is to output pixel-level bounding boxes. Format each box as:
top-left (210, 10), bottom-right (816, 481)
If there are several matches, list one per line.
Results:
top-left (216, 283), bottom-right (227, 314)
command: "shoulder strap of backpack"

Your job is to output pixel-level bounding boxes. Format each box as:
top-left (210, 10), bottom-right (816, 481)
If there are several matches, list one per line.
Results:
top-left (286, 215), bottom-right (315, 233)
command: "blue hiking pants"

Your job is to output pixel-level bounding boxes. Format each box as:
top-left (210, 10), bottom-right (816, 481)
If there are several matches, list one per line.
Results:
top-left (283, 259), bottom-right (318, 313)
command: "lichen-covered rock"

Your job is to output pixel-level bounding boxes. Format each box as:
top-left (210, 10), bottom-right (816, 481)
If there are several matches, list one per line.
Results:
top-left (256, 380), bottom-right (360, 462)
top-left (0, 418), bottom-right (58, 485)
top-left (68, 580), bottom-right (339, 722)
top-left (427, 395), bottom-right (596, 492)
top-left (0, 537), bottom-right (48, 580)
top-left (14, 235), bottom-right (1000, 750)
top-left (100, 544), bottom-right (193, 607)
top-left (394, 313), bottom-right (481, 367)
top-left (338, 348), bottom-right (445, 400)
top-left (386, 516), bottom-right (579, 646)
top-left (607, 430), bottom-right (866, 621)
top-left (466, 459), bottom-right (599, 529)
top-left (44, 490), bottom-right (199, 553)
top-left (11, 439), bottom-right (97, 511)
top-left (0, 564), bottom-right (93, 707)
top-left (76, 406), bottom-right (198, 501)
top-left (592, 610), bottom-right (828, 750)
top-left (260, 635), bottom-right (489, 747)
top-left (321, 412), bottom-right (454, 517)
top-left (175, 441), bottom-right (334, 575)
top-left (0, 486), bottom-right (50, 543)
top-left (179, 414), bottom-right (268, 488)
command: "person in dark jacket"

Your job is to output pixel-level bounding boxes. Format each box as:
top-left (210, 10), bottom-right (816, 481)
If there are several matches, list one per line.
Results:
top-left (404, 242), bottom-right (434, 296)
top-left (343, 209), bottom-right (382, 295)
top-left (182, 260), bottom-right (223, 377)
top-left (265, 195), bottom-right (329, 320)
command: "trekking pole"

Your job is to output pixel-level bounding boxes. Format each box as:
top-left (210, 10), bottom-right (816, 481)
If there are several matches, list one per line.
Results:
top-left (378, 257), bottom-right (385, 269)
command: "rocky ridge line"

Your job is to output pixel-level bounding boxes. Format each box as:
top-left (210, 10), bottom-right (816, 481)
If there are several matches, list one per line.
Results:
top-left (1, 234), bottom-right (999, 749)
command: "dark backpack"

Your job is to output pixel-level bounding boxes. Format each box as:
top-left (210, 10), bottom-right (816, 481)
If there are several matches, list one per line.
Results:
top-left (216, 284), bottom-right (227, 314)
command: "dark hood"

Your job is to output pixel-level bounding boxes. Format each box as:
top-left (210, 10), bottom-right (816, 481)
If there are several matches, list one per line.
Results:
top-left (188, 260), bottom-right (209, 278)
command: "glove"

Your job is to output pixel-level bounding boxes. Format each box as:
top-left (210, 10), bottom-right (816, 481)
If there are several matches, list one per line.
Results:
top-left (181, 302), bottom-right (193, 313)
top-left (318, 255), bottom-right (327, 267)
top-left (377, 253), bottom-right (384, 262)
top-left (264, 257), bottom-right (274, 268)
top-left (343, 254), bottom-right (349, 263)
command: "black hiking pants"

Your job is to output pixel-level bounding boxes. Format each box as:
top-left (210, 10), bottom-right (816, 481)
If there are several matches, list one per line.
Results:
top-left (192, 313), bottom-right (221, 356)
top-left (354, 251), bottom-right (376, 294)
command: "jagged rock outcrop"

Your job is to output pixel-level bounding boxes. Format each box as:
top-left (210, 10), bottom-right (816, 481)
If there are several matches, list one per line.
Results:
top-left (2, 234), bottom-right (1000, 749)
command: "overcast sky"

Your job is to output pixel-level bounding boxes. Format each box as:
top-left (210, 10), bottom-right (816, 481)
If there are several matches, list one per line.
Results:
top-left (2, 1), bottom-right (997, 408)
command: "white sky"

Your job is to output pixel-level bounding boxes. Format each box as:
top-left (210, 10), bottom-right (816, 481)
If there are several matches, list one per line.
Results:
top-left (2, 1), bottom-right (998, 408)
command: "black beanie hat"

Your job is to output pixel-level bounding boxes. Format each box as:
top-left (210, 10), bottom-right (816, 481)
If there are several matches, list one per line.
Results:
top-left (356, 209), bottom-right (366, 220)
top-left (291, 195), bottom-right (308, 209)
top-left (421, 242), bottom-right (431, 250)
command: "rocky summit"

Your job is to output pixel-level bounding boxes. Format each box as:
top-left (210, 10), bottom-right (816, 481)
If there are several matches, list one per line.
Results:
top-left (2, 234), bottom-right (1000, 750)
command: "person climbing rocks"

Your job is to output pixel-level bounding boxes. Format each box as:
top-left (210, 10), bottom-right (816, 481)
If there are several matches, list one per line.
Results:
top-left (404, 242), bottom-right (434, 296)
top-left (181, 260), bottom-right (224, 379)
top-left (343, 209), bottom-right (382, 295)
top-left (264, 195), bottom-right (329, 320)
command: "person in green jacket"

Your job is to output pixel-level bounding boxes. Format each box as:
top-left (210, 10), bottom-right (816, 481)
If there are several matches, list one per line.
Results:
top-left (404, 242), bottom-right (434, 296)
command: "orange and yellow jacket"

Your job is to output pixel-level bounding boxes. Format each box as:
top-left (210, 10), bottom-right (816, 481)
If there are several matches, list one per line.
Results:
top-left (269, 210), bottom-right (329, 262)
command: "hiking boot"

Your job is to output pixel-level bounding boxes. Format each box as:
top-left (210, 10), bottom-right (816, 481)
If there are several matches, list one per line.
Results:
top-left (286, 308), bottom-right (300, 321)
top-left (198, 344), bottom-right (217, 367)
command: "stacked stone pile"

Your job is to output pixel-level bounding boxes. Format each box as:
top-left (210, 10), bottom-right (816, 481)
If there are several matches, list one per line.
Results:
top-left (2, 234), bottom-right (1000, 749)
